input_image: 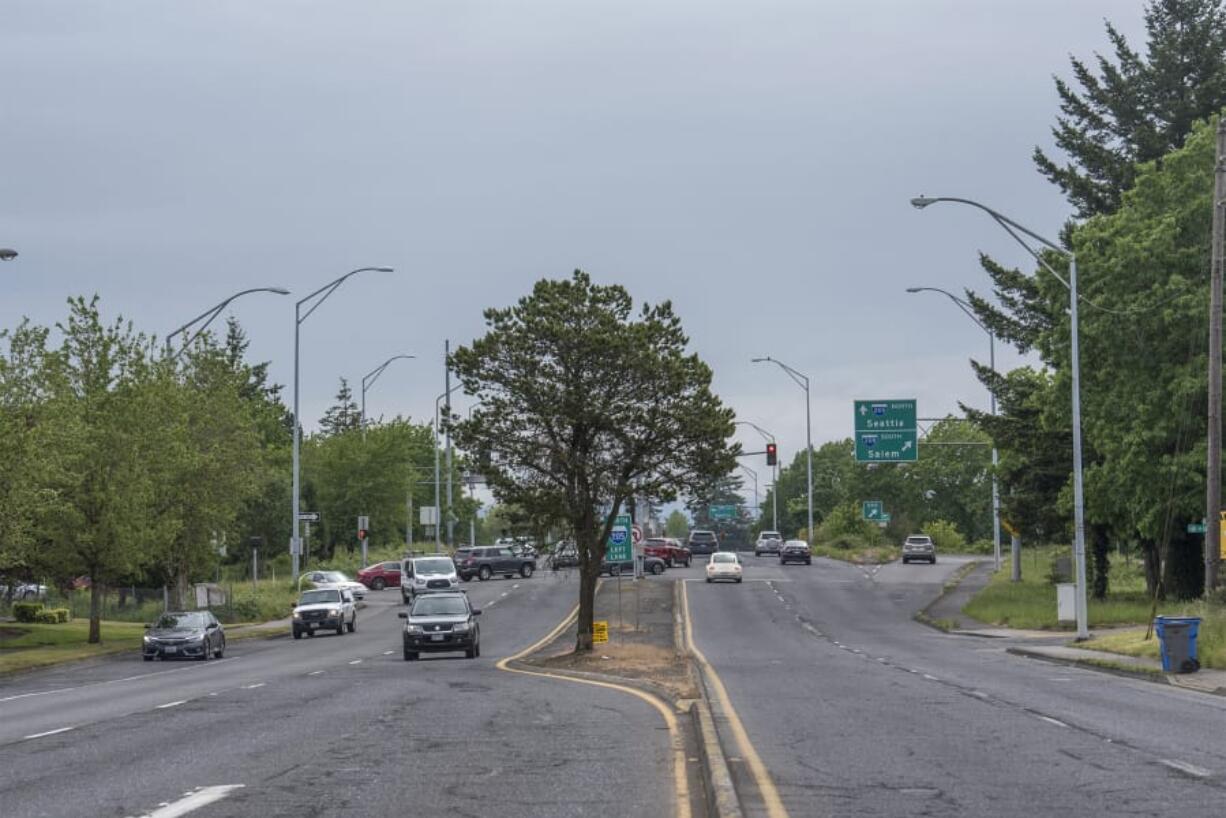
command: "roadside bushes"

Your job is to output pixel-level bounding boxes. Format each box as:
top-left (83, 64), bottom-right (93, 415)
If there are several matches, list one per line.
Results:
top-left (13, 603), bottom-right (70, 623)
top-left (921, 520), bottom-right (966, 552)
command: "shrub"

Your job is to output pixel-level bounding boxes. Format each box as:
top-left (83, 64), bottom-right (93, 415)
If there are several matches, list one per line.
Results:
top-left (49, 608), bottom-right (71, 623)
top-left (817, 503), bottom-right (883, 546)
top-left (13, 601), bottom-right (43, 623)
top-left (921, 520), bottom-right (966, 552)
top-left (33, 609), bottom-right (65, 624)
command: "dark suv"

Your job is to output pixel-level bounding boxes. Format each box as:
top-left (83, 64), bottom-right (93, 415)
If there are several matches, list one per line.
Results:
top-left (399, 592), bottom-right (482, 660)
top-left (687, 530), bottom-right (719, 555)
top-left (457, 546), bottom-right (537, 581)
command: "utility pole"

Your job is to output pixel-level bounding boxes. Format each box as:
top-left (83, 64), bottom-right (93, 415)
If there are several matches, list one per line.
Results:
top-left (1207, 118), bottom-right (1226, 594)
top-left (445, 340), bottom-right (455, 548)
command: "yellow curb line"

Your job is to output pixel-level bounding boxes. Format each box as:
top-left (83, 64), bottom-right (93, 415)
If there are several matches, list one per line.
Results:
top-left (681, 580), bottom-right (790, 818)
top-left (497, 596), bottom-right (692, 818)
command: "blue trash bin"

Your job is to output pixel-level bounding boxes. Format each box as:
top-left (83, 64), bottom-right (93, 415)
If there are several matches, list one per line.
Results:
top-left (1154, 616), bottom-right (1201, 673)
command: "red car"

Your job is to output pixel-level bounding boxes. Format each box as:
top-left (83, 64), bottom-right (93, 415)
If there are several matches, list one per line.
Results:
top-left (642, 538), bottom-right (692, 567)
top-left (357, 561), bottom-right (403, 590)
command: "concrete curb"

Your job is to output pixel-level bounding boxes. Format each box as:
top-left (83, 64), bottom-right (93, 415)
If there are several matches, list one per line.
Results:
top-left (676, 580), bottom-right (744, 818)
top-left (1006, 645), bottom-right (1174, 686)
top-left (912, 559), bottom-right (981, 633)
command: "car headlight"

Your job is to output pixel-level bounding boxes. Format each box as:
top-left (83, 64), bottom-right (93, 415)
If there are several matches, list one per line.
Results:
top-left (292, 611), bottom-right (302, 619)
top-left (452, 622), bottom-right (470, 633)
top-left (406, 624), bottom-right (423, 634)
top-left (143, 635), bottom-right (153, 644)
top-left (415, 577), bottom-right (426, 586)
top-left (187, 634), bottom-right (204, 643)
top-left (328, 608), bottom-right (340, 617)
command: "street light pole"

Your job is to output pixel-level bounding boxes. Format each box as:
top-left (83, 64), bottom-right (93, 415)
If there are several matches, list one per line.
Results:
top-left (360, 354), bottom-right (416, 436)
top-left (735, 420), bottom-right (778, 531)
top-left (165, 287), bottom-right (290, 359)
top-left (291, 266), bottom-right (393, 582)
top-left (434, 385), bottom-right (460, 553)
top-left (752, 357), bottom-right (813, 545)
top-left (912, 195), bottom-right (1088, 639)
top-left (739, 465), bottom-right (759, 515)
top-left (905, 286), bottom-right (1002, 572)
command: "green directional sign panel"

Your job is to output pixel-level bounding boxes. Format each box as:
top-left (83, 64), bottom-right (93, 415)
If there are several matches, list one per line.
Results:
top-left (854, 400), bottom-right (917, 432)
top-left (606, 514), bottom-right (632, 561)
top-left (709, 504), bottom-right (737, 521)
top-left (856, 431), bottom-right (918, 462)
top-left (854, 399), bottom-right (918, 463)
top-left (862, 500), bottom-right (884, 521)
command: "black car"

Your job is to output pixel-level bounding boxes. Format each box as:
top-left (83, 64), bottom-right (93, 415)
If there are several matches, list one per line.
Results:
top-left (779, 539), bottom-right (812, 565)
top-left (687, 530), bottom-right (719, 555)
top-left (143, 610), bottom-right (225, 661)
top-left (399, 592), bottom-right (482, 660)
top-left (600, 556), bottom-right (667, 576)
top-left (457, 546), bottom-right (537, 581)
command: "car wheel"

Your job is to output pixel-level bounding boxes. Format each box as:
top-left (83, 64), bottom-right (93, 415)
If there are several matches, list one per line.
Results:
top-left (478, 566), bottom-right (492, 581)
top-left (651, 562), bottom-right (664, 575)
top-left (293, 628), bottom-right (302, 640)
top-left (307, 630), bottom-right (315, 638)
top-left (805, 559), bottom-right (811, 565)
top-left (372, 578), bottom-right (386, 591)
top-left (520, 564), bottom-right (534, 578)
top-left (685, 557), bottom-right (692, 567)
top-left (201, 638), bottom-right (212, 661)
top-left (215, 638), bottom-right (225, 659)
top-left (143, 654), bottom-right (154, 661)
top-left (404, 647), bottom-right (418, 661)
top-left (347, 616), bottom-right (356, 633)
top-left (466, 644), bottom-right (477, 659)
top-left (736, 577), bottom-right (743, 583)
top-left (475, 633), bottom-right (481, 657)
top-left (336, 620), bottom-right (345, 635)
top-left (705, 577), bottom-right (712, 583)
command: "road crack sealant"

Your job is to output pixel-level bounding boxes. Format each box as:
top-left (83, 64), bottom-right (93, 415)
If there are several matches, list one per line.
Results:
top-left (766, 580), bottom-right (1226, 789)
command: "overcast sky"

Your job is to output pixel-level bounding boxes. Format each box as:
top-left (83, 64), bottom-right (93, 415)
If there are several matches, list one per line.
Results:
top-left (2, 1), bottom-right (1147, 505)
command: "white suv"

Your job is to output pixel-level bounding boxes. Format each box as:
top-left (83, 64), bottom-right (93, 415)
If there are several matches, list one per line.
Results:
top-left (901, 535), bottom-right (937, 565)
top-left (754, 531), bottom-right (783, 556)
top-left (402, 556), bottom-right (461, 603)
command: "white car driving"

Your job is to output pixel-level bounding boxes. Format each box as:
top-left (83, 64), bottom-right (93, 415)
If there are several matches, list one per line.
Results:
top-left (402, 556), bottom-right (461, 603)
top-left (302, 570), bottom-right (367, 601)
top-left (705, 551), bottom-right (743, 584)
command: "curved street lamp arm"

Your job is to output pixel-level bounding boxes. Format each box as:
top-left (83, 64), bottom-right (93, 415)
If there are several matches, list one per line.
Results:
top-left (168, 286), bottom-right (291, 359)
top-left (905, 286), bottom-right (989, 335)
top-left (734, 420), bottom-right (776, 443)
top-left (751, 356), bottom-right (809, 390)
top-left (363, 354), bottom-right (416, 392)
top-left (297, 266), bottom-right (393, 325)
top-left (911, 196), bottom-right (1065, 256)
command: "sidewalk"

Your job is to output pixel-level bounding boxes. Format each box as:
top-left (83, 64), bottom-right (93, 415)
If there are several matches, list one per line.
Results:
top-left (1007, 643), bottom-right (1226, 696)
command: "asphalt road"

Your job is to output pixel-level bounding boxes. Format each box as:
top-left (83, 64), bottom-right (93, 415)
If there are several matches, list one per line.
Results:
top-left (0, 570), bottom-right (676, 818)
top-left (685, 553), bottom-right (1226, 817)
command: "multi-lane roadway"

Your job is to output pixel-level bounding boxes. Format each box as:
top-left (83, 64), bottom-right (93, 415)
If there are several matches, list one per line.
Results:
top-left (4, 553), bottom-right (1226, 817)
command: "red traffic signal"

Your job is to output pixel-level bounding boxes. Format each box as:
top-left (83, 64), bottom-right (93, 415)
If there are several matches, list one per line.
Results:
top-left (357, 529), bottom-right (368, 541)
top-left (766, 443), bottom-right (777, 466)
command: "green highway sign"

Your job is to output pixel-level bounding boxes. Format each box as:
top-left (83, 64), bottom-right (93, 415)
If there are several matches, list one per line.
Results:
top-left (856, 431), bottom-right (917, 462)
top-left (862, 500), bottom-right (884, 521)
top-left (606, 514), bottom-right (632, 561)
top-left (854, 399), bottom-right (918, 463)
top-left (1188, 521), bottom-right (1207, 534)
top-left (854, 400), bottom-right (917, 432)
top-left (710, 504), bottom-right (737, 521)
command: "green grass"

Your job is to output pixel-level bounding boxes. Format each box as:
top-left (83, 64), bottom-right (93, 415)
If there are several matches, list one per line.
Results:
top-left (811, 543), bottom-right (900, 565)
top-left (1080, 605), bottom-right (1226, 670)
top-left (963, 546), bottom-right (1224, 639)
top-left (0, 620), bottom-right (147, 674)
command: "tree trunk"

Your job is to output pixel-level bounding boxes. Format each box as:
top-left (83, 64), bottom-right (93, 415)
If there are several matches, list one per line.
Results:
top-left (1141, 538), bottom-right (1161, 599)
top-left (88, 580), bottom-right (101, 644)
top-left (1091, 524), bottom-right (1110, 601)
top-left (575, 559), bottom-right (599, 652)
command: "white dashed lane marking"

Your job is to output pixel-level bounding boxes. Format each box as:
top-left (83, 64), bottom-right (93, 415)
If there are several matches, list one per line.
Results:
top-left (23, 726), bottom-right (75, 740)
top-left (156, 700), bottom-right (187, 709)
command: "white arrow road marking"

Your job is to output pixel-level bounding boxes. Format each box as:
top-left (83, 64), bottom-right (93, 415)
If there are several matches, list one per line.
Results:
top-left (156, 700), bottom-right (187, 709)
top-left (1037, 716), bottom-right (1068, 728)
top-left (1159, 759), bottom-right (1212, 779)
top-left (242, 683), bottom-right (265, 690)
top-left (349, 659), bottom-right (362, 665)
top-left (308, 670), bottom-right (325, 676)
top-left (134, 784), bottom-right (245, 817)
top-left (23, 725), bottom-right (75, 740)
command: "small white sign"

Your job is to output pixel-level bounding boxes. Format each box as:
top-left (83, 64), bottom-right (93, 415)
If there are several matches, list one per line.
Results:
top-left (420, 506), bottom-right (439, 526)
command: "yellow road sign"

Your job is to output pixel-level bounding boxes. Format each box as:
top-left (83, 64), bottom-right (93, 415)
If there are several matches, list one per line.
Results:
top-left (1220, 512), bottom-right (1226, 561)
top-left (593, 620), bottom-right (609, 645)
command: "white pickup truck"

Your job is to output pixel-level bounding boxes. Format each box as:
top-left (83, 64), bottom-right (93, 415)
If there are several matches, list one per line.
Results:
top-left (292, 587), bottom-right (357, 638)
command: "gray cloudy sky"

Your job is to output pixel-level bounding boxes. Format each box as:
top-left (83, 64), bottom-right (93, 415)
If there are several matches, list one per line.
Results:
top-left (2, 1), bottom-right (1145, 492)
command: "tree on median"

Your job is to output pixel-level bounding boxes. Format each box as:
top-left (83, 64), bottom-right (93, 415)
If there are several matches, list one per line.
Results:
top-left (450, 271), bottom-right (737, 651)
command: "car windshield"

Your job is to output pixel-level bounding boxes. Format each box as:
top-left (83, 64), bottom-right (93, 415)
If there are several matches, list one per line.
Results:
top-left (760, 532), bottom-right (781, 540)
top-left (712, 553), bottom-right (737, 564)
top-left (299, 590), bottom-right (341, 605)
top-left (906, 537), bottom-right (932, 544)
top-left (414, 558), bottom-right (454, 575)
top-left (154, 613), bottom-right (205, 629)
top-left (692, 532), bottom-right (715, 540)
top-left (412, 596), bottom-right (468, 617)
top-left (320, 571), bottom-right (349, 582)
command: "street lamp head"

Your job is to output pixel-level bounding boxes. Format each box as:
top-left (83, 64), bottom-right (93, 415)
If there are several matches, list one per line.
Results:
top-left (750, 357), bottom-right (769, 363)
top-left (269, 287), bottom-right (291, 295)
top-left (910, 196), bottom-right (938, 209)
top-left (905, 287), bottom-right (922, 293)
top-left (0, 249), bottom-right (17, 261)
top-left (373, 266), bottom-right (394, 273)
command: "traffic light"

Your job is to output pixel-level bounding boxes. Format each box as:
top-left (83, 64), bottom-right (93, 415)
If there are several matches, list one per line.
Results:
top-left (766, 442), bottom-right (777, 466)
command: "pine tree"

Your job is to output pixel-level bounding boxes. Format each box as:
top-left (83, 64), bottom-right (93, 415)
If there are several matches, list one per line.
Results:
top-left (1033, 0), bottom-right (1226, 218)
top-left (319, 378), bottom-right (361, 436)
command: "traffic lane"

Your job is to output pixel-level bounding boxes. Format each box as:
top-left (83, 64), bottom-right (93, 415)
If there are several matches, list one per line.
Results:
top-left (0, 576), bottom-right (547, 744)
top-left (0, 571), bottom-right (671, 818)
top-left (778, 561), bottom-right (1226, 778)
top-left (687, 578), bottom-right (1221, 817)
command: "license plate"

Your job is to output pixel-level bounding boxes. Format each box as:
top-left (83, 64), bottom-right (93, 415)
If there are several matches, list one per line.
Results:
top-left (430, 634), bottom-right (445, 642)
top-left (164, 646), bottom-right (177, 654)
